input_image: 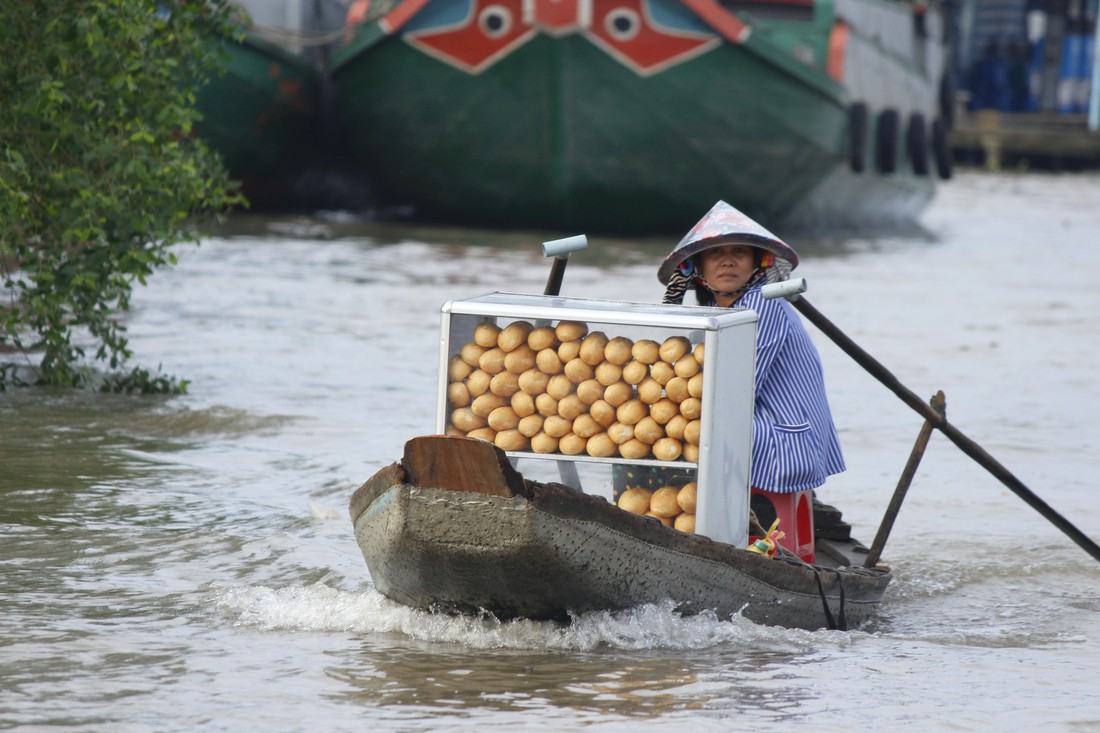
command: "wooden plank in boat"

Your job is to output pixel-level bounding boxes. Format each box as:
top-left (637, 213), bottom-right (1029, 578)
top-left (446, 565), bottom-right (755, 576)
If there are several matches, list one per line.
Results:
top-left (402, 435), bottom-right (527, 498)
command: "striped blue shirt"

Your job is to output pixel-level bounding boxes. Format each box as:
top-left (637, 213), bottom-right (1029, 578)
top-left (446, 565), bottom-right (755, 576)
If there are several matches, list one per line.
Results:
top-left (736, 285), bottom-right (845, 493)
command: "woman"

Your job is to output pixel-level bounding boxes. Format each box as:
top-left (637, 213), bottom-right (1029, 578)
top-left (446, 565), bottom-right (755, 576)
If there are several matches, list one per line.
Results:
top-left (659, 201), bottom-right (844, 552)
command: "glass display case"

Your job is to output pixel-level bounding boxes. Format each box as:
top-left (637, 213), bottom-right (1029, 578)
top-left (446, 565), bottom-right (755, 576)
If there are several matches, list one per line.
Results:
top-left (437, 292), bottom-right (757, 547)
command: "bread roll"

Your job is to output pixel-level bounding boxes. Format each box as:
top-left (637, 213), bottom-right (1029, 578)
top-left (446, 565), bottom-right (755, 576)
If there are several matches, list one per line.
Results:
top-left (576, 378), bottom-right (604, 405)
top-left (450, 407), bottom-right (486, 432)
top-left (603, 337), bottom-right (634, 366)
top-left (542, 414), bottom-right (573, 438)
top-left (460, 342), bottom-right (487, 367)
top-left (603, 382), bottom-right (634, 407)
top-left (693, 342), bottom-right (705, 364)
top-left (518, 368), bottom-right (550, 395)
top-left (448, 355), bottom-right (472, 382)
top-left (688, 372), bottom-right (704, 399)
top-left (557, 339), bottom-right (582, 362)
top-left (636, 377), bottom-right (662, 404)
top-left (478, 347), bottom-right (507, 375)
top-left (555, 320), bottom-right (588, 342)
top-left (633, 416), bottom-right (664, 445)
top-left (572, 414), bottom-right (601, 439)
top-left (677, 482), bottom-right (697, 513)
top-left (467, 427), bottom-right (497, 443)
top-left (487, 406), bottom-right (520, 432)
top-left (471, 392), bottom-right (506, 417)
top-left (664, 414), bottom-right (688, 440)
top-left (494, 428), bottom-right (529, 451)
top-left (589, 399), bottom-right (617, 427)
top-left (511, 391), bottom-right (536, 417)
top-left (466, 369), bottom-right (491, 397)
top-left (607, 422), bottom-right (635, 444)
top-left (504, 345), bottom-right (537, 374)
top-left (621, 360), bottom-right (648, 385)
top-left (683, 443), bottom-right (699, 463)
top-left (473, 322), bottom-right (502, 348)
top-left (547, 374), bottom-right (574, 400)
top-left (489, 370), bottom-right (520, 397)
top-left (650, 361), bottom-right (675, 385)
top-left (652, 437), bottom-right (683, 461)
top-left (664, 376), bottom-right (690, 404)
top-left (674, 513), bottom-right (696, 534)
top-left (673, 353), bottom-right (700, 379)
top-left (564, 357), bottom-right (594, 384)
top-left (535, 393), bottom-right (559, 417)
top-left (557, 394), bottom-right (587, 420)
top-left (498, 321), bottom-right (533, 352)
top-left (659, 336), bottom-right (691, 363)
top-left (679, 397), bottom-right (702, 420)
top-left (618, 438), bottom-right (651, 459)
top-left (517, 413), bottom-right (544, 437)
top-left (527, 326), bottom-right (557, 351)
top-left (649, 398), bottom-right (678, 425)
top-left (559, 432), bottom-right (587, 455)
top-left (447, 381), bottom-right (470, 408)
top-left (530, 431), bottom-right (559, 454)
top-left (535, 347), bottom-right (564, 375)
top-left (631, 339), bottom-right (660, 365)
top-left (616, 399), bottom-right (647, 425)
top-left (445, 424), bottom-right (464, 437)
top-left (683, 418), bottom-right (701, 445)
top-left (649, 486), bottom-right (681, 517)
top-left (594, 361), bottom-right (623, 386)
top-left (617, 487), bottom-right (652, 515)
top-left (645, 511), bottom-right (675, 527)
top-left (585, 432), bottom-right (617, 457)
top-left (579, 332), bottom-right (610, 366)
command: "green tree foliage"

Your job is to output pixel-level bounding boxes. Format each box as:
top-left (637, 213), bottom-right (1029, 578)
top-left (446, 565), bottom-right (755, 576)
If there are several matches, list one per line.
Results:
top-left (0, 1), bottom-right (244, 392)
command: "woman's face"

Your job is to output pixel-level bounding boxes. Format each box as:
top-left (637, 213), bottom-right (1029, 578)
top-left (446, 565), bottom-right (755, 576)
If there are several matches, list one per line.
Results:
top-left (698, 244), bottom-right (757, 295)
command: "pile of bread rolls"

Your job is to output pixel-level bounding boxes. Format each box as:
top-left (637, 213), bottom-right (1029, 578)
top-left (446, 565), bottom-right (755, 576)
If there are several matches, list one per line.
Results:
top-left (617, 482), bottom-right (696, 533)
top-left (446, 319), bottom-right (704, 461)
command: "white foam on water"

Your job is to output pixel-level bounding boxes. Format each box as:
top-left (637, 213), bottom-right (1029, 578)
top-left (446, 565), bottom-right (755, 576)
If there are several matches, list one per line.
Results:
top-left (209, 582), bottom-right (831, 652)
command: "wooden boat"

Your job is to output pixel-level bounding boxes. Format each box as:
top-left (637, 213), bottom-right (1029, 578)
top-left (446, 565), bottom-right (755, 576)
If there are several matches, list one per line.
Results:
top-left (350, 435), bottom-right (891, 630)
top-left (328, 0), bottom-right (956, 232)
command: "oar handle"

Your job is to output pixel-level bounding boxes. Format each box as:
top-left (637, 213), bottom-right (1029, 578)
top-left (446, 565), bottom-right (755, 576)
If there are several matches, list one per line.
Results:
top-left (761, 277), bottom-right (808, 301)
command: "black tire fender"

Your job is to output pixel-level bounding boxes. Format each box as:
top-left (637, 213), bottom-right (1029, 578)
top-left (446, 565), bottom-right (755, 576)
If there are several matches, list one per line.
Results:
top-left (932, 117), bottom-right (954, 180)
top-left (848, 102), bottom-right (869, 173)
top-left (876, 108), bottom-right (899, 174)
top-left (907, 112), bottom-right (930, 176)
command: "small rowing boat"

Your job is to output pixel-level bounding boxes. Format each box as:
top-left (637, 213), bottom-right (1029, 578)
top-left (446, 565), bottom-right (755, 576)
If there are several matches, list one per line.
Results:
top-left (350, 434), bottom-right (890, 630)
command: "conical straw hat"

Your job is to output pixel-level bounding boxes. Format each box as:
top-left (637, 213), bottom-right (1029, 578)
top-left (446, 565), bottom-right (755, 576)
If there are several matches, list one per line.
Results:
top-left (657, 201), bottom-right (799, 285)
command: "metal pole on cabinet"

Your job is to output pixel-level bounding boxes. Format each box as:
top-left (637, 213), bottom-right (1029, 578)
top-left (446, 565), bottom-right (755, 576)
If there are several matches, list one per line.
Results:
top-left (541, 234), bottom-right (588, 490)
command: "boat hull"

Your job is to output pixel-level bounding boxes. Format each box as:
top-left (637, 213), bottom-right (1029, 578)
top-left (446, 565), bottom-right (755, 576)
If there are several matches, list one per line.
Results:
top-left (351, 473), bottom-right (890, 630)
top-left (330, 0), bottom-right (946, 232)
top-left (195, 33), bottom-right (319, 206)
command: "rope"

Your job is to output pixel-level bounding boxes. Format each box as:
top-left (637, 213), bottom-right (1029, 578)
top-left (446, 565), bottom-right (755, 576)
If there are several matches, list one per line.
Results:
top-left (810, 566), bottom-right (848, 631)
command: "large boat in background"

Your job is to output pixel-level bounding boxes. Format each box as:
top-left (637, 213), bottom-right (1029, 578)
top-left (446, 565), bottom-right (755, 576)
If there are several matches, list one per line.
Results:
top-left (195, 28), bottom-right (321, 207)
top-left (329, 0), bottom-right (956, 232)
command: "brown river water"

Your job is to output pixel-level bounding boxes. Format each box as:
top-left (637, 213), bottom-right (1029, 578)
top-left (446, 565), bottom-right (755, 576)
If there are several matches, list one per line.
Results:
top-left (2, 172), bottom-right (1099, 731)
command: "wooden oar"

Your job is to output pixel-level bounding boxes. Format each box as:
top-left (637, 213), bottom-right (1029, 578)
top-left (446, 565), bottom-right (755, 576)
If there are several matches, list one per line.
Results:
top-left (762, 279), bottom-right (1100, 565)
